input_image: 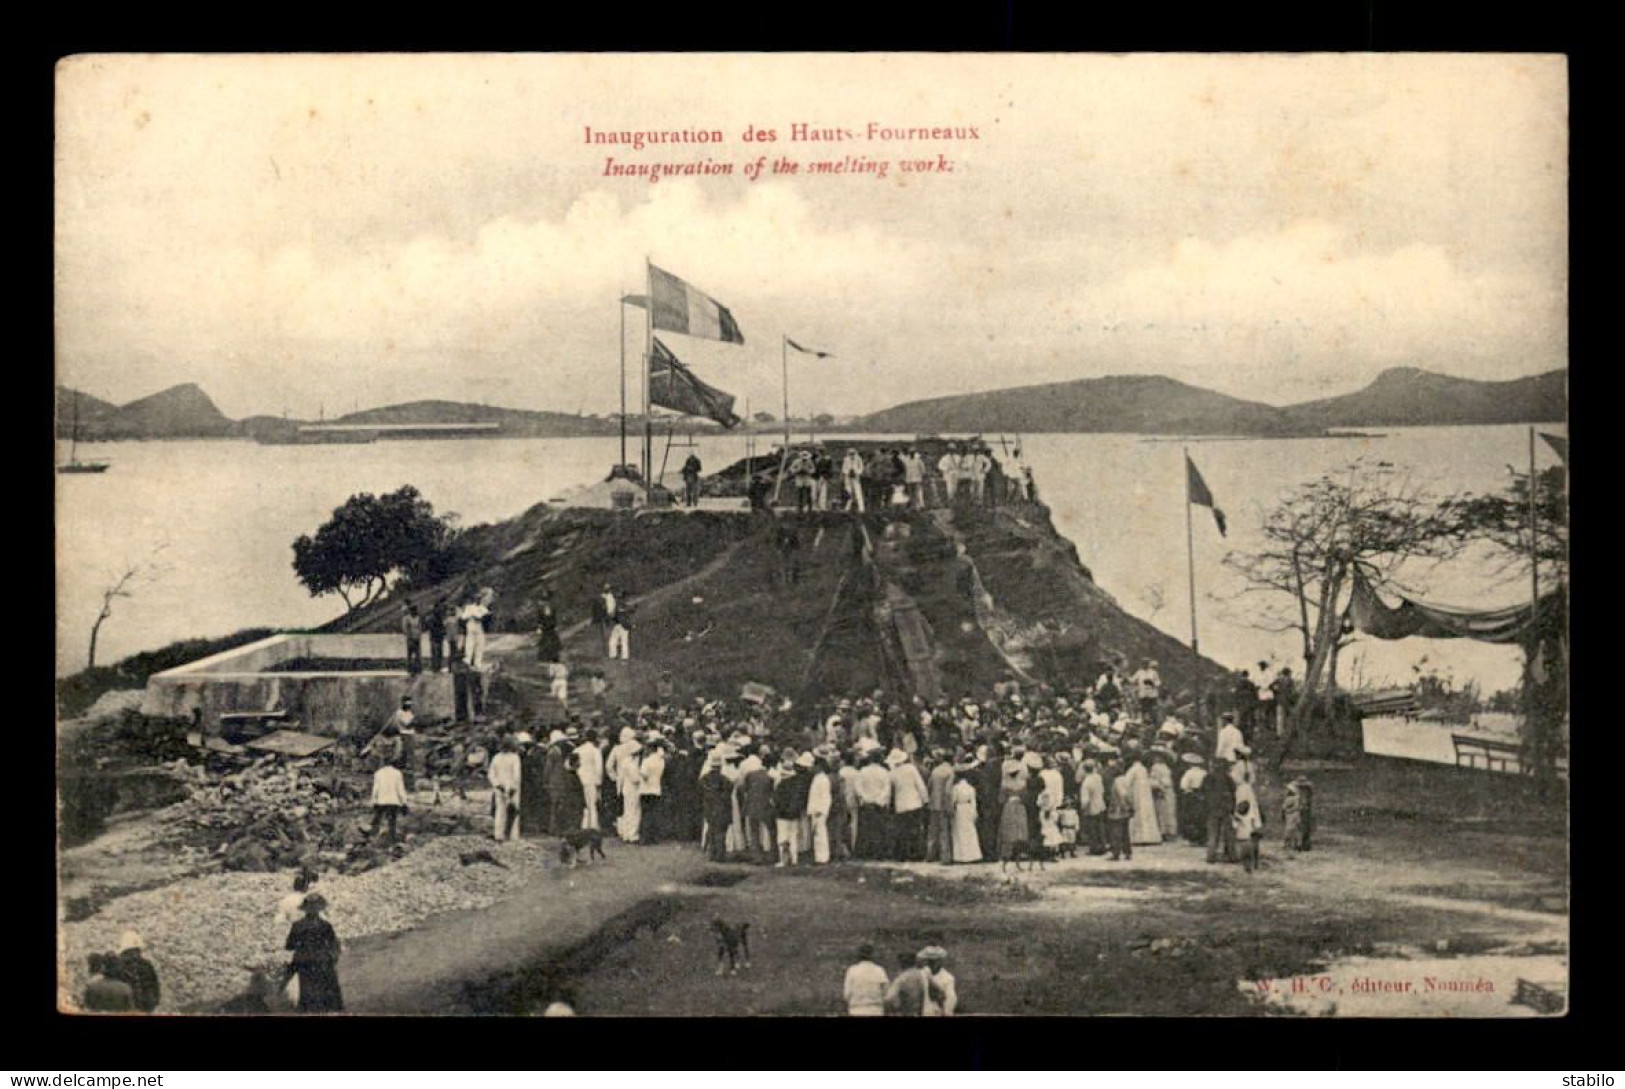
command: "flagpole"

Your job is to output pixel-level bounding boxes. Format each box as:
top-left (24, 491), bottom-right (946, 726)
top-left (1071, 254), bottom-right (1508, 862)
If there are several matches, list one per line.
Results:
top-left (782, 335), bottom-right (791, 450)
top-left (1185, 446), bottom-right (1202, 729)
top-left (618, 293), bottom-right (627, 469)
top-left (1526, 425), bottom-right (1540, 773)
top-left (644, 258), bottom-right (654, 487)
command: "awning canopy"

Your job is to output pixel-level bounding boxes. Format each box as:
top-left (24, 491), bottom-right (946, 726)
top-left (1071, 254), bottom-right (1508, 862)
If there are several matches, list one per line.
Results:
top-left (1348, 570), bottom-right (1565, 645)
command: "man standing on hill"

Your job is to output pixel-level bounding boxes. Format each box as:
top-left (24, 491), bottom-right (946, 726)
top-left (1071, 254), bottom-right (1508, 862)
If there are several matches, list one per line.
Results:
top-left (813, 448), bottom-right (835, 511)
top-left (841, 448), bottom-right (866, 512)
top-left (903, 448), bottom-right (926, 509)
top-left (1131, 658), bottom-right (1162, 723)
top-left (426, 599), bottom-right (447, 672)
top-left (681, 453), bottom-right (703, 507)
top-left (401, 604), bottom-right (423, 675)
top-left (937, 445), bottom-right (962, 505)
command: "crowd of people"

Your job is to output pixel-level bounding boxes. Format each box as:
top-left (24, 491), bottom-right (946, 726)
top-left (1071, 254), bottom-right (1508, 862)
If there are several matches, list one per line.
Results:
top-left (431, 654), bottom-right (1312, 875)
top-left (763, 441), bottom-right (1037, 514)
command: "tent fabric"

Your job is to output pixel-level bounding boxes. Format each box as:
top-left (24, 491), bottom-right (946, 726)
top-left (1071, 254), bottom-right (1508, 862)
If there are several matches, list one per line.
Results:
top-left (1348, 570), bottom-right (1562, 645)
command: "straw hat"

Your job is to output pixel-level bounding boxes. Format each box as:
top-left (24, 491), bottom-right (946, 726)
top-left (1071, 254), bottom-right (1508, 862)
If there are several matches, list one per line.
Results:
top-left (117, 931), bottom-right (144, 953)
top-left (795, 752), bottom-right (815, 769)
top-left (1181, 752), bottom-right (1206, 766)
top-left (885, 749), bottom-right (909, 767)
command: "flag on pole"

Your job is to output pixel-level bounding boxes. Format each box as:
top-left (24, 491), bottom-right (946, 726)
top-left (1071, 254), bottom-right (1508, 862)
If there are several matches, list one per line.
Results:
top-left (1539, 432), bottom-right (1568, 464)
top-left (786, 338), bottom-right (834, 359)
top-left (649, 265), bottom-right (744, 344)
top-left (648, 338), bottom-right (741, 429)
top-left (1186, 454), bottom-right (1227, 536)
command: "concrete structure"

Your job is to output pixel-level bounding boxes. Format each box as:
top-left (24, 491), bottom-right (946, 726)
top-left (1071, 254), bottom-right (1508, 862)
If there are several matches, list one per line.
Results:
top-left (141, 633), bottom-right (457, 735)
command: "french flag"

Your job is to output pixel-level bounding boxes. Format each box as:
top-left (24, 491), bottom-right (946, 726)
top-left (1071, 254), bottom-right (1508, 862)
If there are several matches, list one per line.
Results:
top-left (648, 264), bottom-right (745, 345)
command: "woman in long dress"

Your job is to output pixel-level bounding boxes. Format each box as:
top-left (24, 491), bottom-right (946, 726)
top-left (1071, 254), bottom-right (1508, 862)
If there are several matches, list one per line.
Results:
top-left (996, 791), bottom-right (1029, 860)
top-left (1149, 753), bottom-right (1178, 843)
top-left (1126, 753), bottom-right (1162, 845)
top-left (284, 893), bottom-right (343, 1013)
top-left (950, 773), bottom-right (981, 863)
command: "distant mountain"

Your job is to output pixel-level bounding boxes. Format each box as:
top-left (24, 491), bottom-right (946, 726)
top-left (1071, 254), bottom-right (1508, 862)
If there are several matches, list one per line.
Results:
top-left (854, 374), bottom-right (1305, 436)
top-left (332, 400), bottom-right (621, 437)
top-left (1279, 367), bottom-right (1567, 429)
top-left (854, 366), bottom-right (1568, 435)
top-left (55, 386), bottom-right (119, 435)
top-left (57, 382), bottom-right (235, 440)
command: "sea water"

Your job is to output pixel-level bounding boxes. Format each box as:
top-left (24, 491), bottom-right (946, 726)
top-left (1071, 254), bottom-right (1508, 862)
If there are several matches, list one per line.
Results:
top-left (56, 425), bottom-right (1557, 702)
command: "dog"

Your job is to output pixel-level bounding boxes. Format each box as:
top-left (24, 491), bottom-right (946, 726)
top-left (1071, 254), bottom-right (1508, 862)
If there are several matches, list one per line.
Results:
top-left (558, 828), bottom-right (607, 868)
top-left (1000, 841), bottom-right (1051, 873)
top-left (711, 918), bottom-right (751, 975)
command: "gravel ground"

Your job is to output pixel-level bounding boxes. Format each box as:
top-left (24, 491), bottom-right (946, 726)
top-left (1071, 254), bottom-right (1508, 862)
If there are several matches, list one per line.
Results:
top-left (59, 834), bottom-right (543, 1013)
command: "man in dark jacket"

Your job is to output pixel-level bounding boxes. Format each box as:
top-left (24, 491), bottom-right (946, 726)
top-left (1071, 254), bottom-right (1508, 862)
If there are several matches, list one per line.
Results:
top-left (426, 599), bottom-right (447, 672)
top-left (681, 453), bottom-right (703, 507)
top-left (773, 757), bottom-right (812, 866)
top-left (740, 755), bottom-right (776, 864)
top-left (1204, 757), bottom-right (1238, 863)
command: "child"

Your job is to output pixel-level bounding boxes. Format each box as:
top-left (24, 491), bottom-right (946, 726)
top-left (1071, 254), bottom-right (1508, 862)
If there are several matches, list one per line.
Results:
top-left (1233, 797), bottom-right (1263, 873)
top-left (1037, 786), bottom-right (1064, 854)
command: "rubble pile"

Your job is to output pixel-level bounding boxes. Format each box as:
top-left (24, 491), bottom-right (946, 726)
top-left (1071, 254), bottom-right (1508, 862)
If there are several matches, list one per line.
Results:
top-left (60, 834), bottom-right (542, 1012)
top-left (161, 752), bottom-right (490, 876)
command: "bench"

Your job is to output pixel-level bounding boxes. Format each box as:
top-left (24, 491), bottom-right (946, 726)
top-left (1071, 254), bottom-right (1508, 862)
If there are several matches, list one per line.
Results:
top-left (1451, 732), bottom-right (1523, 773)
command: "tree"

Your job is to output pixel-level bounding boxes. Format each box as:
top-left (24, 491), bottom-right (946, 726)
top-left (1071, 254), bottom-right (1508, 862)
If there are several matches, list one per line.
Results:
top-left (291, 486), bottom-right (470, 613)
top-left (1222, 459), bottom-right (1464, 758)
top-left (1440, 464), bottom-right (1567, 589)
top-left (88, 543), bottom-right (171, 669)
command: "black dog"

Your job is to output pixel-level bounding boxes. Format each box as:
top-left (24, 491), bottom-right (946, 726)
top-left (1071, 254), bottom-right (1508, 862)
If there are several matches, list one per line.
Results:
top-left (559, 828), bottom-right (607, 868)
top-left (711, 918), bottom-right (751, 975)
top-left (1000, 841), bottom-right (1050, 873)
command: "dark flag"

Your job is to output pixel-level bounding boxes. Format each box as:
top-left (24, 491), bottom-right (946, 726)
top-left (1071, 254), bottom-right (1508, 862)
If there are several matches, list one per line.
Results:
top-left (786, 338), bottom-right (834, 359)
top-left (649, 265), bottom-right (745, 344)
top-left (648, 338), bottom-right (741, 429)
top-left (1540, 432), bottom-right (1568, 464)
top-left (1186, 454), bottom-right (1227, 537)
top-left (621, 294), bottom-right (649, 309)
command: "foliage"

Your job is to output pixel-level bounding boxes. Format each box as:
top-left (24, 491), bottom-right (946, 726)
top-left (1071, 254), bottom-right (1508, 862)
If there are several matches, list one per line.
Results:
top-left (291, 486), bottom-right (472, 612)
top-left (1438, 465), bottom-right (1568, 589)
top-left (1221, 459), bottom-right (1465, 758)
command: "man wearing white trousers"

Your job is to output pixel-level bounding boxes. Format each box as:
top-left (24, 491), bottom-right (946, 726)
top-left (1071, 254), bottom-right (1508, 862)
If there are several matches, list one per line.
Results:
top-left (806, 755), bottom-right (833, 864)
top-left (488, 739), bottom-right (522, 841)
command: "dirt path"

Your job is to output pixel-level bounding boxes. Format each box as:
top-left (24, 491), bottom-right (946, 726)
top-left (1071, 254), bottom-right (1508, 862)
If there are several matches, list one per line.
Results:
top-left (337, 843), bottom-right (711, 1013)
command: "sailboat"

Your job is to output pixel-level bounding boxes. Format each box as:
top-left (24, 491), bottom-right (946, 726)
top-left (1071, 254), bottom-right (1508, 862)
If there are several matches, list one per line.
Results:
top-left (57, 391), bottom-right (110, 474)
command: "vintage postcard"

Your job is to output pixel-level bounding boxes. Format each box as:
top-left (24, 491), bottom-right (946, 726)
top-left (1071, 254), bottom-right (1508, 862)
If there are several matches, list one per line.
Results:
top-left (55, 53), bottom-right (1567, 1017)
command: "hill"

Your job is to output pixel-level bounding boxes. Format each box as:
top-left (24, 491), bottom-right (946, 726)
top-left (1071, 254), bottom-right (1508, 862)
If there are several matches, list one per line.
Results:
top-left (62, 382), bottom-right (237, 440)
top-left (55, 386), bottom-right (119, 436)
top-left (855, 374), bottom-right (1303, 436)
top-left (332, 400), bottom-right (622, 437)
top-left (1280, 367), bottom-right (1567, 429)
top-left (328, 498), bottom-right (1232, 711)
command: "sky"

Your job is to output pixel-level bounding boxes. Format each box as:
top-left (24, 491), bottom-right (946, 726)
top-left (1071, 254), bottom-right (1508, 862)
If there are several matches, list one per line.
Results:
top-left (55, 53), bottom-right (1568, 421)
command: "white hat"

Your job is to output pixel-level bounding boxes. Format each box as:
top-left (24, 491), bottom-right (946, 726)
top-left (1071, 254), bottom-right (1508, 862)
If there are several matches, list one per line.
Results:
top-left (117, 930), bottom-right (144, 953)
top-left (885, 749), bottom-right (909, 767)
top-left (795, 752), bottom-right (816, 769)
top-left (515, 732), bottom-right (534, 745)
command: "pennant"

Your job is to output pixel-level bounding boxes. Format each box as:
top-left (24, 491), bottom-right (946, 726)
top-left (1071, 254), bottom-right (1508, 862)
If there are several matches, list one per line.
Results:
top-left (649, 265), bottom-right (745, 344)
top-left (1539, 432), bottom-right (1568, 464)
top-left (786, 338), bottom-right (834, 359)
top-left (1186, 454), bottom-right (1227, 536)
top-left (648, 338), bottom-right (741, 429)
top-left (621, 294), bottom-right (649, 309)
